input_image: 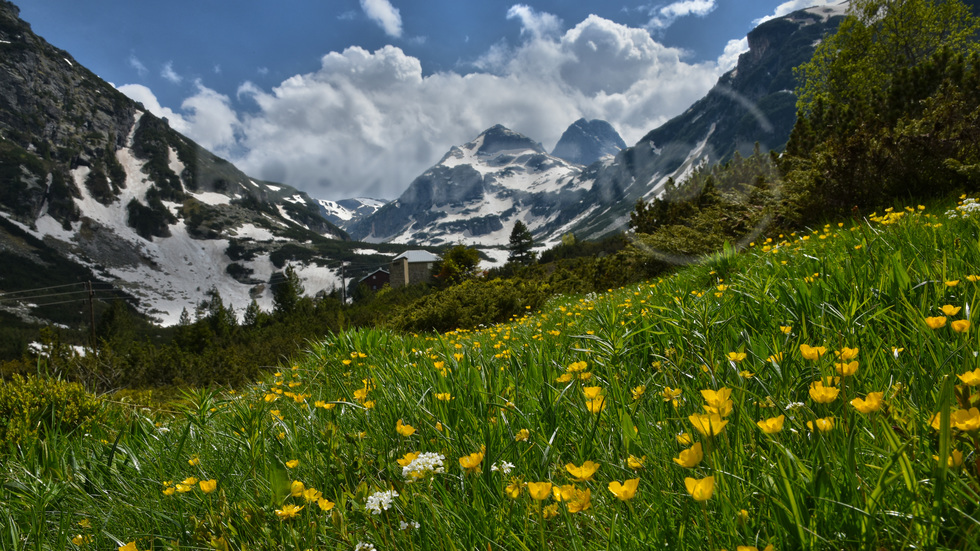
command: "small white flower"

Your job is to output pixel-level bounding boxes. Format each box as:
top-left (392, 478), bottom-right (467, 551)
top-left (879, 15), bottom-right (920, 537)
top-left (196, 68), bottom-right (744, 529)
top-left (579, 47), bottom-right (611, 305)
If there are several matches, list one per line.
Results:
top-left (785, 401), bottom-right (806, 411)
top-left (400, 520), bottom-right (420, 530)
top-left (491, 461), bottom-right (514, 475)
top-left (355, 542), bottom-right (376, 551)
top-left (365, 490), bottom-right (399, 514)
top-left (402, 452), bottom-right (446, 481)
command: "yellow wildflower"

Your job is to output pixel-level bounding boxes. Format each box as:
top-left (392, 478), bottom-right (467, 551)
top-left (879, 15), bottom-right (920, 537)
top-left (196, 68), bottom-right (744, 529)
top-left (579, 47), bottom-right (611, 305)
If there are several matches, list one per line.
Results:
top-left (515, 428), bottom-right (530, 442)
top-left (756, 415), bottom-right (785, 434)
top-left (199, 479), bottom-right (217, 494)
top-left (807, 417), bottom-right (835, 432)
top-left (836, 347), bottom-right (859, 361)
top-left (934, 449), bottom-right (965, 468)
top-left (799, 344), bottom-right (827, 361)
top-left (851, 392), bottom-right (883, 414)
top-left (952, 319), bottom-right (971, 333)
top-left (809, 380), bottom-right (839, 404)
top-left (951, 408), bottom-right (980, 431)
top-left (627, 455), bottom-right (646, 470)
top-left (727, 352), bottom-right (747, 363)
top-left (459, 450), bottom-right (485, 473)
top-left (285, 459), bottom-right (299, 469)
top-left (834, 361), bottom-right (859, 377)
top-left (925, 316), bottom-right (947, 330)
top-left (565, 460), bottom-right (600, 481)
top-left (957, 368), bottom-right (980, 386)
top-left (396, 419), bottom-right (416, 437)
top-left (673, 442), bottom-right (703, 468)
top-left (275, 504), bottom-right (304, 520)
top-left (941, 305), bottom-right (962, 316)
top-left (684, 476), bottom-right (714, 502)
top-left (689, 413), bottom-right (728, 437)
top-left (527, 481), bottom-right (553, 501)
top-left (608, 478), bottom-right (640, 501)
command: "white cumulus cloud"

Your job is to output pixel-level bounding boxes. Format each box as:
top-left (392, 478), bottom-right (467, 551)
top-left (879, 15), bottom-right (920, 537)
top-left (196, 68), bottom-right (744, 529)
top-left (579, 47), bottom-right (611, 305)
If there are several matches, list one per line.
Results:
top-left (118, 11), bottom-right (726, 200)
top-left (506, 4), bottom-right (563, 39)
top-left (360, 0), bottom-right (403, 38)
top-left (161, 61), bottom-right (182, 84)
top-left (648, 0), bottom-right (717, 28)
top-left (717, 37), bottom-right (748, 72)
top-left (754, 0), bottom-right (846, 25)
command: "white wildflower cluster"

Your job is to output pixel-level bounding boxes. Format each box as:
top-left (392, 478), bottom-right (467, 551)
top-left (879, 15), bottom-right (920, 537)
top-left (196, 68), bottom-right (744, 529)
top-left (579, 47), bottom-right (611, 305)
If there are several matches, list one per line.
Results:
top-left (400, 519), bottom-right (420, 530)
top-left (491, 461), bottom-right (515, 475)
top-left (365, 489), bottom-right (399, 515)
top-left (785, 401), bottom-right (806, 411)
top-left (946, 197), bottom-right (980, 219)
top-left (354, 543), bottom-right (376, 551)
top-left (402, 452), bottom-right (446, 481)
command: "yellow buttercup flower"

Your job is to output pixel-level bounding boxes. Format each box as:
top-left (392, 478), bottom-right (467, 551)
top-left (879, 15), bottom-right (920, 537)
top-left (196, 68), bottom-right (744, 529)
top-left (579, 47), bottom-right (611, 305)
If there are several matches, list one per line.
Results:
top-left (586, 396), bottom-right (606, 414)
top-left (799, 344), bottom-right (827, 361)
top-left (543, 503), bottom-right (560, 518)
top-left (608, 478), bottom-right (640, 501)
top-left (119, 542), bottom-right (139, 551)
top-left (727, 352), bottom-right (747, 363)
top-left (957, 368), bottom-right (980, 386)
top-left (396, 419), bottom-right (416, 437)
top-left (515, 428), bottom-right (530, 442)
top-left (566, 487), bottom-right (591, 513)
top-left (941, 305), bottom-right (962, 316)
top-left (317, 497), bottom-right (335, 511)
top-left (527, 481), bottom-right (553, 501)
top-left (835, 347), bottom-right (859, 361)
top-left (631, 385), bottom-right (646, 400)
top-left (565, 460), bottom-right (600, 481)
top-left (275, 504), bottom-right (304, 520)
top-left (459, 450), bottom-right (485, 473)
top-left (925, 316), bottom-right (947, 330)
top-left (809, 380), bottom-right (839, 404)
top-left (834, 361), bottom-right (859, 377)
top-left (582, 386), bottom-right (603, 400)
top-left (945, 280), bottom-right (960, 287)
top-left (303, 487), bottom-right (322, 503)
top-left (952, 319), bottom-right (971, 333)
top-left (505, 478), bottom-right (524, 498)
top-left (676, 432), bottom-right (693, 445)
top-left (188, 455), bottom-right (200, 467)
top-left (673, 442), bottom-right (703, 468)
top-left (951, 408), bottom-right (980, 431)
top-left (684, 476), bottom-right (714, 502)
top-left (285, 459), bottom-right (299, 469)
top-left (661, 386), bottom-right (682, 408)
top-left (627, 455), bottom-right (646, 470)
top-left (779, 325), bottom-right (793, 334)
top-left (397, 451), bottom-right (420, 467)
top-left (933, 449), bottom-right (965, 468)
top-left (434, 392), bottom-right (453, 401)
top-left (199, 479), bottom-right (217, 494)
top-left (689, 413), bottom-right (728, 436)
top-left (807, 417), bottom-right (835, 432)
top-left (851, 392), bottom-right (883, 413)
top-left (756, 414), bottom-right (785, 434)
top-left (290, 480), bottom-right (305, 497)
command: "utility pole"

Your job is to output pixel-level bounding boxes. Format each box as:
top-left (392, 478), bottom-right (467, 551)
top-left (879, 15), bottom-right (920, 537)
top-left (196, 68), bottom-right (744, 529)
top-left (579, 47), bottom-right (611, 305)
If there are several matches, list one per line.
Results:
top-left (340, 262), bottom-right (348, 303)
top-left (87, 281), bottom-right (97, 352)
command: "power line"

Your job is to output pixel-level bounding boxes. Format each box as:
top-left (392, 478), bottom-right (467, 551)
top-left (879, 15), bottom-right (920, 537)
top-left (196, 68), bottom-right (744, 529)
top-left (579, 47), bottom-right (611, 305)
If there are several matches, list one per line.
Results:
top-left (0, 282), bottom-right (87, 298)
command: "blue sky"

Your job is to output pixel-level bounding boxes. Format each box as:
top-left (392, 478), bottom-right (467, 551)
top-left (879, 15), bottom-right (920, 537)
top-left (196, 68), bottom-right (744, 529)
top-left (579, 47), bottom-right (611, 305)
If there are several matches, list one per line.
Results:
top-left (18, 0), bottom-right (844, 199)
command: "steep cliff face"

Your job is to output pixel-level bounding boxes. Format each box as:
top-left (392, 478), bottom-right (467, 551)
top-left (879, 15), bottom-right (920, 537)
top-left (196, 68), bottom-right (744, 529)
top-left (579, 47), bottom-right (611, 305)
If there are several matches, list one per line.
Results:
top-left (0, 1), bottom-right (363, 325)
top-left (550, 119), bottom-right (627, 166)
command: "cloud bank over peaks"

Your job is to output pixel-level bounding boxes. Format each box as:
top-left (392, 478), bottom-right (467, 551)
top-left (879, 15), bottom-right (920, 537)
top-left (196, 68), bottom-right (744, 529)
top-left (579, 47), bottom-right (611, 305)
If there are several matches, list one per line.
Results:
top-left (119, 10), bottom-right (726, 200)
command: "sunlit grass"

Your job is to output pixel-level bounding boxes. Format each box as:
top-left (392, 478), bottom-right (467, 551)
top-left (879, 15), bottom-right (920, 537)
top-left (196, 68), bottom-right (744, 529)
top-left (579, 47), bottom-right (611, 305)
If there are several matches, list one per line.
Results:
top-left (4, 199), bottom-right (980, 550)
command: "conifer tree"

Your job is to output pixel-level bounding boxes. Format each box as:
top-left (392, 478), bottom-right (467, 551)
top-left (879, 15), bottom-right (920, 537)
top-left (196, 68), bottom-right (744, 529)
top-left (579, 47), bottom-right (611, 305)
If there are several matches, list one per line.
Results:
top-left (508, 221), bottom-right (536, 265)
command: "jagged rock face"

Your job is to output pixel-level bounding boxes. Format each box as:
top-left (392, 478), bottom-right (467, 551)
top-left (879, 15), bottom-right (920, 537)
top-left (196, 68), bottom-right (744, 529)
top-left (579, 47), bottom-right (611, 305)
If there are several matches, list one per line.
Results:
top-left (551, 119), bottom-right (627, 166)
top-left (0, 1), bottom-right (358, 325)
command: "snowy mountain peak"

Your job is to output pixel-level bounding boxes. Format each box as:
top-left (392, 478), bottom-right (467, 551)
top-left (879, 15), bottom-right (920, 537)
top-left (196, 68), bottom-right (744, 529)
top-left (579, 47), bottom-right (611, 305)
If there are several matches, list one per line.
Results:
top-left (473, 125), bottom-right (546, 156)
top-left (551, 119), bottom-right (627, 166)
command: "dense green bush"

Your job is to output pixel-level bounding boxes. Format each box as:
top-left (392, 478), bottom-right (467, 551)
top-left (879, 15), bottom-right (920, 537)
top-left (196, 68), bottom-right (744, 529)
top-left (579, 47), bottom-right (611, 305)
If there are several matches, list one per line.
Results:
top-left (391, 278), bottom-right (553, 333)
top-left (0, 374), bottom-right (101, 448)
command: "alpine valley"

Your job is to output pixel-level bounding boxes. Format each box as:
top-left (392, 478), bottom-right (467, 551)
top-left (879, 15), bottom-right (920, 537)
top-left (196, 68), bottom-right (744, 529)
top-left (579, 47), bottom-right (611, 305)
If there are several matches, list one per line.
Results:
top-left (0, 0), bottom-right (845, 325)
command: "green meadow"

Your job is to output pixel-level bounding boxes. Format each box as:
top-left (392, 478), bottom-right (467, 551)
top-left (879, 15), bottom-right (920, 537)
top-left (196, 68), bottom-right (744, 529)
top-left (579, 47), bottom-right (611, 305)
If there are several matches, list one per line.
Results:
top-left (4, 198), bottom-right (980, 551)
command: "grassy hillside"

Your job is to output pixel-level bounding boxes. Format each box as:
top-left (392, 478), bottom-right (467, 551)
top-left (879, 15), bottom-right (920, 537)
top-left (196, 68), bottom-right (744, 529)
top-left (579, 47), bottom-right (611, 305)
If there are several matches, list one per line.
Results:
top-left (3, 196), bottom-right (980, 550)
